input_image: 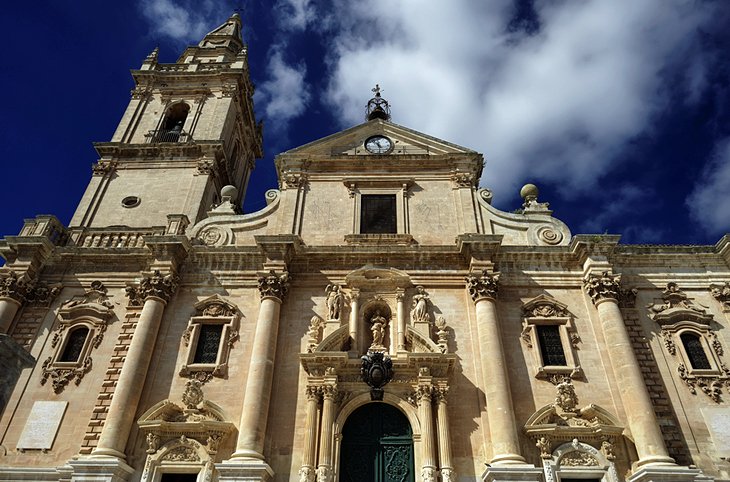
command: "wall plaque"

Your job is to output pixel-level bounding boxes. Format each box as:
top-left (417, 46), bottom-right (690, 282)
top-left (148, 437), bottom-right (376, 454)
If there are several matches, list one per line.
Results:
top-left (16, 401), bottom-right (67, 450)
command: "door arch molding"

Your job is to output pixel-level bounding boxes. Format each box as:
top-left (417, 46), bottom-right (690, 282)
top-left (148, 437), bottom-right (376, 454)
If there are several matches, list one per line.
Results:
top-left (333, 393), bottom-right (422, 481)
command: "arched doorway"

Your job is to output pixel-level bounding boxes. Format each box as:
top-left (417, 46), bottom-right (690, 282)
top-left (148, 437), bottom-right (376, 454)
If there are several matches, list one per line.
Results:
top-left (340, 403), bottom-right (414, 482)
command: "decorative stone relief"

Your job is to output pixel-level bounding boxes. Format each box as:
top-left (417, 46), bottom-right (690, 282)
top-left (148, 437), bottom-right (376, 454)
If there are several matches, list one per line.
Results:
top-left (40, 281), bottom-right (113, 393)
top-left (137, 383), bottom-right (235, 463)
top-left (559, 450), bottom-right (599, 466)
top-left (282, 171), bottom-right (308, 189)
top-left (521, 295), bottom-right (583, 380)
top-left (126, 270), bottom-right (179, 306)
top-left (361, 351), bottom-right (393, 400)
top-left (411, 286), bottom-right (431, 324)
top-left (91, 160), bottom-right (116, 176)
top-left (450, 170), bottom-right (475, 188)
top-left (465, 270), bottom-right (499, 302)
top-left (421, 466), bottom-right (437, 482)
top-left (257, 270), bottom-right (290, 301)
top-left (583, 272), bottom-right (621, 305)
top-left (0, 270), bottom-right (60, 306)
top-left (434, 316), bottom-right (449, 353)
top-left (536, 436), bottom-right (552, 459)
top-left (306, 315), bottom-right (324, 353)
top-left (710, 282), bottom-right (730, 311)
top-left (179, 294), bottom-right (240, 380)
top-left (649, 282), bottom-right (729, 402)
top-left (554, 377), bottom-right (579, 413)
top-left (325, 284), bottom-right (346, 321)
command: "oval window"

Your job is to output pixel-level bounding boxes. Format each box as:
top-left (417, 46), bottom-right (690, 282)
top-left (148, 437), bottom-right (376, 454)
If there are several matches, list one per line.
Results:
top-left (121, 196), bottom-right (140, 208)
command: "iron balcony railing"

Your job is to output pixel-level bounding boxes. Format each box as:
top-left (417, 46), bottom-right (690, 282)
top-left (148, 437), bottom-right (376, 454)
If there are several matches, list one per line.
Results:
top-left (145, 128), bottom-right (191, 143)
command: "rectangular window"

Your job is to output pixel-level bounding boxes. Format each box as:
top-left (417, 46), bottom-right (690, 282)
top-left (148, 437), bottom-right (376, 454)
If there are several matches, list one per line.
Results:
top-left (537, 325), bottom-right (567, 366)
top-left (360, 194), bottom-right (397, 234)
top-left (193, 324), bottom-right (223, 364)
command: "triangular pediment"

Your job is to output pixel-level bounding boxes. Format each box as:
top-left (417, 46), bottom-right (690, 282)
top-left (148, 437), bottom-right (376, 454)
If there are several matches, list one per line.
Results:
top-left (279, 119), bottom-right (477, 158)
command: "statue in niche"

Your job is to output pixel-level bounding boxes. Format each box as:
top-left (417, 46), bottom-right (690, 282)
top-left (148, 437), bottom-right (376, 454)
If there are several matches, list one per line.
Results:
top-left (369, 310), bottom-right (387, 351)
top-left (325, 284), bottom-right (346, 321)
top-left (411, 286), bottom-right (431, 323)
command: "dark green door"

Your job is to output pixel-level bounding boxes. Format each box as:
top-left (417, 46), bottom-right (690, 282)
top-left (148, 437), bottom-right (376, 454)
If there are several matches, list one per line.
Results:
top-left (340, 403), bottom-right (414, 482)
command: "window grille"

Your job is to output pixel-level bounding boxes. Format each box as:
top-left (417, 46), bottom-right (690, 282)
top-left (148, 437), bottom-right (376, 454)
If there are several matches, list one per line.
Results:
top-left (193, 324), bottom-right (223, 364)
top-left (537, 325), bottom-right (567, 366)
top-left (681, 333), bottom-right (711, 369)
top-left (60, 327), bottom-right (89, 362)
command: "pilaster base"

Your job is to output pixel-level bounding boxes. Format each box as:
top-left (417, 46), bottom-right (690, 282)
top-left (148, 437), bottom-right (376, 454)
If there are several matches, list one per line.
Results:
top-left (215, 460), bottom-right (274, 482)
top-left (67, 457), bottom-right (134, 482)
top-left (628, 465), bottom-right (712, 482)
top-left (481, 464), bottom-right (544, 482)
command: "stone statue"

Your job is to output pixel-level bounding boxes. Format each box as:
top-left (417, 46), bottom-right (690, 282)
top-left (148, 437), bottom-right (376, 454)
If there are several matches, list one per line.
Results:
top-left (411, 286), bottom-right (430, 323)
top-left (370, 310), bottom-right (387, 350)
top-left (325, 284), bottom-right (345, 320)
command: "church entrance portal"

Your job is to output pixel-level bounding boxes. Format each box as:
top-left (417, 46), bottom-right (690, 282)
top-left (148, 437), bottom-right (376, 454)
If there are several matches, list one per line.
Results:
top-left (340, 403), bottom-right (415, 482)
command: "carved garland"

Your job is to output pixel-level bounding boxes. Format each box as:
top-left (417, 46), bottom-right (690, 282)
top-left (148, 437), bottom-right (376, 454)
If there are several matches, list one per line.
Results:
top-left (520, 295), bottom-right (583, 381)
top-left (649, 282), bottom-right (730, 403)
top-left (40, 281), bottom-right (114, 393)
top-left (179, 295), bottom-right (240, 381)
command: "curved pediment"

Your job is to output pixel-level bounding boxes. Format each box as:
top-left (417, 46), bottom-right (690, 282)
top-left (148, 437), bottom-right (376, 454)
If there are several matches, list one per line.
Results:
top-left (345, 265), bottom-right (412, 290)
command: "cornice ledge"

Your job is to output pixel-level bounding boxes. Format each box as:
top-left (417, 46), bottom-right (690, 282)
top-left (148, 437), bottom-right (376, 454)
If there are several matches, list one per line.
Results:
top-left (569, 234), bottom-right (621, 265)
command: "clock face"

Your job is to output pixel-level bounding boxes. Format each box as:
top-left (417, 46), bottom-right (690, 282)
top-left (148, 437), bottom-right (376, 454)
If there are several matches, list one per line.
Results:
top-left (364, 135), bottom-right (393, 154)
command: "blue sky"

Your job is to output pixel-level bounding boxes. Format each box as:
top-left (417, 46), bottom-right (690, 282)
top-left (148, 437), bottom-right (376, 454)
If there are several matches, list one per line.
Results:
top-left (1, 0), bottom-right (729, 247)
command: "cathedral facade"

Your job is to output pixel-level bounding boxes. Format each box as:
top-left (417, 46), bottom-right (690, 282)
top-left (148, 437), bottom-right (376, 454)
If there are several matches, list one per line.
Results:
top-left (1, 14), bottom-right (729, 482)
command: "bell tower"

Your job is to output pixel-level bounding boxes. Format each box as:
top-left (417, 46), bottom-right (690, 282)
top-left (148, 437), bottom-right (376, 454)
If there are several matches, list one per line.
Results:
top-left (70, 13), bottom-right (262, 229)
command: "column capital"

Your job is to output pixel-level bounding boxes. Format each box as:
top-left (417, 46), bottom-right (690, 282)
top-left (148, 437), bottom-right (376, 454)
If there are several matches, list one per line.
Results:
top-left (583, 271), bottom-right (621, 306)
top-left (126, 270), bottom-right (179, 305)
top-left (305, 385), bottom-right (322, 402)
top-left (435, 386), bottom-right (449, 403)
top-left (257, 270), bottom-right (290, 302)
top-left (321, 384), bottom-right (338, 401)
top-left (465, 270), bottom-right (499, 303)
top-left (415, 384), bottom-right (434, 404)
top-left (0, 270), bottom-right (60, 307)
top-left (0, 270), bottom-right (26, 303)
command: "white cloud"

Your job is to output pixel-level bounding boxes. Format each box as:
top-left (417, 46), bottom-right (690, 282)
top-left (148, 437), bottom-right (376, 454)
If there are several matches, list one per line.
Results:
top-left (138, 0), bottom-right (229, 43)
top-left (257, 49), bottom-right (311, 132)
top-left (322, 0), bottom-right (719, 203)
top-left (275, 0), bottom-right (316, 31)
top-left (686, 139), bottom-right (730, 235)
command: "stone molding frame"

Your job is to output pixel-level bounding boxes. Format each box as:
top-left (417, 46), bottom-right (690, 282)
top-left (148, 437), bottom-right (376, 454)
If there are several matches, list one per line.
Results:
top-left (520, 294), bottom-right (583, 381)
top-left (649, 282), bottom-right (729, 403)
top-left (541, 439), bottom-right (620, 482)
top-left (40, 281), bottom-right (114, 393)
top-left (179, 295), bottom-right (240, 380)
top-left (138, 380), bottom-right (235, 482)
top-left (344, 178), bottom-right (413, 236)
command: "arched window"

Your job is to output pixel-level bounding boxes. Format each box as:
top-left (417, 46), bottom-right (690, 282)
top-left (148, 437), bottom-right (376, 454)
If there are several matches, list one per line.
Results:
top-left (681, 333), bottom-right (711, 369)
top-left (159, 103), bottom-right (190, 142)
top-left (60, 326), bottom-right (89, 362)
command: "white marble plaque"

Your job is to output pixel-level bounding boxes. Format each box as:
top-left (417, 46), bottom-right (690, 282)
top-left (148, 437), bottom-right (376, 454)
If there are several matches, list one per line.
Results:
top-left (702, 406), bottom-right (730, 455)
top-left (17, 401), bottom-right (68, 450)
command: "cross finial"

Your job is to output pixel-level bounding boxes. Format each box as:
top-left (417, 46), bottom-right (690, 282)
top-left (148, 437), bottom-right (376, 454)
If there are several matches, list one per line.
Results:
top-left (372, 84), bottom-right (382, 97)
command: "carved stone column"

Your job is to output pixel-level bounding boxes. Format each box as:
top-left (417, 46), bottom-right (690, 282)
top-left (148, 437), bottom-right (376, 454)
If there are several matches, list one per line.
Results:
top-left (584, 272), bottom-right (675, 467)
top-left (232, 270), bottom-right (290, 461)
top-left (416, 384), bottom-right (437, 482)
top-left (93, 271), bottom-right (178, 459)
top-left (465, 270), bottom-right (525, 465)
top-left (396, 289), bottom-right (406, 352)
top-left (436, 388), bottom-right (455, 482)
top-left (348, 289), bottom-right (360, 353)
top-left (0, 272), bottom-right (24, 333)
top-left (299, 385), bottom-right (320, 482)
top-left (316, 384), bottom-right (338, 482)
